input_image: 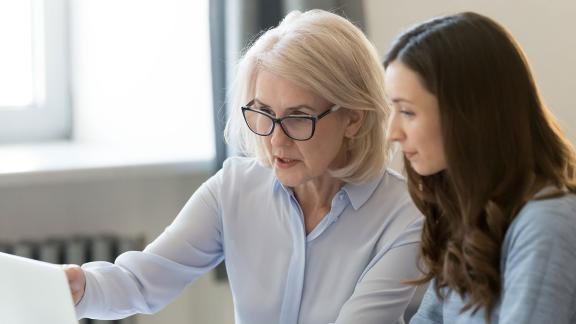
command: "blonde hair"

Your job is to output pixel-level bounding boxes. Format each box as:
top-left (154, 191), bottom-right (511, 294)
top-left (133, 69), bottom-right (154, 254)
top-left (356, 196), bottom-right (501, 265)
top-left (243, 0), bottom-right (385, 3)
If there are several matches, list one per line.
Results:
top-left (224, 9), bottom-right (390, 183)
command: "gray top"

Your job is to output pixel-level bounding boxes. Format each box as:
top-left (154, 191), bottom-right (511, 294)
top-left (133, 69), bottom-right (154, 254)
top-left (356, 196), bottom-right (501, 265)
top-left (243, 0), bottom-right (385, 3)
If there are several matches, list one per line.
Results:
top-left (411, 191), bottom-right (576, 324)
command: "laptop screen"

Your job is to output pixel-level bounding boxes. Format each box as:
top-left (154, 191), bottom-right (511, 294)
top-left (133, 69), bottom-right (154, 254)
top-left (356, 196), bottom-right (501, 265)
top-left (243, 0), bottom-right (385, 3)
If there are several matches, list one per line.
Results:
top-left (0, 252), bottom-right (78, 324)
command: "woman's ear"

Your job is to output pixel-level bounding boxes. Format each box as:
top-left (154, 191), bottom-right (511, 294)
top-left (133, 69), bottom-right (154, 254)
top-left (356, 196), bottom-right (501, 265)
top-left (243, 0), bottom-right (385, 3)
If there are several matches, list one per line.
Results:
top-left (344, 109), bottom-right (366, 138)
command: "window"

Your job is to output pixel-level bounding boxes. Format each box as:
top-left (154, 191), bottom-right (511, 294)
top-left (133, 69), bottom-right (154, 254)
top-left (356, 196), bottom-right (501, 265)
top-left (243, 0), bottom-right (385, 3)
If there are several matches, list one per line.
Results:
top-left (1, 0), bottom-right (214, 164)
top-left (71, 0), bottom-right (214, 161)
top-left (0, 0), bottom-right (71, 143)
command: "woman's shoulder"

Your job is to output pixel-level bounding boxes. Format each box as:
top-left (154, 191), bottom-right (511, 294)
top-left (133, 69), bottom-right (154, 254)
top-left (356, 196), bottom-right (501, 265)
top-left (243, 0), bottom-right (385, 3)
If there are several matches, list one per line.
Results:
top-left (515, 193), bottom-right (576, 228)
top-left (505, 192), bottom-right (576, 249)
top-left (221, 156), bottom-right (270, 176)
top-left (204, 156), bottom-right (273, 194)
top-left (376, 168), bottom-right (412, 200)
top-left (206, 156), bottom-right (272, 190)
top-left (362, 168), bottom-right (422, 225)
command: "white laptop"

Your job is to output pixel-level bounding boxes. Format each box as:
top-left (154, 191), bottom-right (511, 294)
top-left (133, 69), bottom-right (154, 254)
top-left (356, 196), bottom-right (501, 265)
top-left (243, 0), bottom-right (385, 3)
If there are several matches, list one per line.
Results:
top-left (0, 252), bottom-right (78, 324)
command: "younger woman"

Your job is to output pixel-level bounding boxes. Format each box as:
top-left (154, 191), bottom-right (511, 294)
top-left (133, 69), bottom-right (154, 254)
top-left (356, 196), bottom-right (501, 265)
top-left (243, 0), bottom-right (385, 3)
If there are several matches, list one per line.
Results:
top-left (385, 12), bottom-right (576, 323)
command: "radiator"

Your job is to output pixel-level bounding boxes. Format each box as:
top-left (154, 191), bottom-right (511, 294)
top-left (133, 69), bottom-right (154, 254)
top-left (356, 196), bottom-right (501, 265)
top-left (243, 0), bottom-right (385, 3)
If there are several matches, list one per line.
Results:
top-left (0, 234), bottom-right (144, 324)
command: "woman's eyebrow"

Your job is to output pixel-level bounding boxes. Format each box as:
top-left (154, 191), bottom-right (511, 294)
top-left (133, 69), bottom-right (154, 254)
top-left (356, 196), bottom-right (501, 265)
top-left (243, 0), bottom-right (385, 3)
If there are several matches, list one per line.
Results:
top-left (285, 105), bottom-right (315, 113)
top-left (389, 97), bottom-right (415, 104)
top-left (253, 99), bottom-right (316, 113)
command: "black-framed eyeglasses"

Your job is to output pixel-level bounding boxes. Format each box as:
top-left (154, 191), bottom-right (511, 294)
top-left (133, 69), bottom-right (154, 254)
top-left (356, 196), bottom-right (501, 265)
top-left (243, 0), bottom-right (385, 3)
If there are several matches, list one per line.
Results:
top-left (241, 100), bottom-right (341, 141)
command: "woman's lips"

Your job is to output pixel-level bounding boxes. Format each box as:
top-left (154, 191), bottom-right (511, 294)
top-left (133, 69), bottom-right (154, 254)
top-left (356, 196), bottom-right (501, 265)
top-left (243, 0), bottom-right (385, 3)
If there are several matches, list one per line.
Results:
top-left (275, 157), bottom-right (299, 169)
top-left (403, 151), bottom-right (417, 160)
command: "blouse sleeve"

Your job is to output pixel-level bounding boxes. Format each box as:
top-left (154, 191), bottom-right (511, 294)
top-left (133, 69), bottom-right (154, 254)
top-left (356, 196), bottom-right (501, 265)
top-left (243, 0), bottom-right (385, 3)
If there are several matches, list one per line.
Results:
top-left (76, 169), bottom-right (225, 320)
top-left (334, 216), bottom-right (424, 324)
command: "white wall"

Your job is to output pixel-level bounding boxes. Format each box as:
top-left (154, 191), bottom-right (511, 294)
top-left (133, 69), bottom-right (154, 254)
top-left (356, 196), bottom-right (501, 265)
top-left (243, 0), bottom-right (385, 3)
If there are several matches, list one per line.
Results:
top-left (364, 0), bottom-right (576, 144)
top-left (0, 168), bottom-right (234, 324)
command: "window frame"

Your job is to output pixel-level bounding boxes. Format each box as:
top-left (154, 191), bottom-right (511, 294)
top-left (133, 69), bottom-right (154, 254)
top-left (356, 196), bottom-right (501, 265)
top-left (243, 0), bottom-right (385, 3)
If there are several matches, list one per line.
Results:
top-left (0, 0), bottom-right (71, 144)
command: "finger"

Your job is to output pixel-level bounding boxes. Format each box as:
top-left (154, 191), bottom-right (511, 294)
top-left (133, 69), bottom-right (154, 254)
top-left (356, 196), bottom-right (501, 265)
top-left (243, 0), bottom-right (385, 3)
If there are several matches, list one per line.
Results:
top-left (62, 265), bottom-right (78, 281)
top-left (61, 265), bottom-right (83, 288)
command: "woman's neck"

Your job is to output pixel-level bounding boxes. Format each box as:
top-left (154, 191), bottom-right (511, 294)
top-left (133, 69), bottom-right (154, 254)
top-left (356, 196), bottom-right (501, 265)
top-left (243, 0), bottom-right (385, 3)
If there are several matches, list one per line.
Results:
top-left (293, 176), bottom-right (345, 233)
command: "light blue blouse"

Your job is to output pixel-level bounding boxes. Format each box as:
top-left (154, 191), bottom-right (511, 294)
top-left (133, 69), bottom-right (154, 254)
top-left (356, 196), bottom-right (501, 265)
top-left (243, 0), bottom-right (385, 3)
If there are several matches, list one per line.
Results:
top-left (76, 157), bottom-right (423, 324)
top-left (410, 192), bottom-right (576, 324)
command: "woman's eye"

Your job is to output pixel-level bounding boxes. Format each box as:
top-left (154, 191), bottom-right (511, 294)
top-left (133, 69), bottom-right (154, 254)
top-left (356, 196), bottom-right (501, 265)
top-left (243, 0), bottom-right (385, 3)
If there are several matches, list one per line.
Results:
top-left (399, 109), bottom-right (415, 117)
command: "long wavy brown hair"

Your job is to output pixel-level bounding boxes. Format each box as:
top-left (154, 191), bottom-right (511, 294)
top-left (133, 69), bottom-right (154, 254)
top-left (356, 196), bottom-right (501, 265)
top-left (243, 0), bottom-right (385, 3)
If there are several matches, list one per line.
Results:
top-left (384, 12), bottom-right (576, 321)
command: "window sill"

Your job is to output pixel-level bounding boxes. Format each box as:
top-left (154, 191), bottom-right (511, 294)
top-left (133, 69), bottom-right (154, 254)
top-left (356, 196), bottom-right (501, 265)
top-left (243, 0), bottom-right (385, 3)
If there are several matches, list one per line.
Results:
top-left (0, 141), bottom-right (214, 187)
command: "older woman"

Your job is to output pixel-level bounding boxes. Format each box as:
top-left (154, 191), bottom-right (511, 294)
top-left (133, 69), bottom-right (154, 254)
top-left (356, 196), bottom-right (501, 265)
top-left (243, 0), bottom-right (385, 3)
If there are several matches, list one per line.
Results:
top-left (66, 9), bottom-right (422, 324)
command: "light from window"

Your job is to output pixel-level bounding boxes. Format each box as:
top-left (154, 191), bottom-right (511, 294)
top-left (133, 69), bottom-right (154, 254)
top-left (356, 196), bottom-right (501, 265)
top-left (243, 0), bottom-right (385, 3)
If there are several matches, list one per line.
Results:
top-left (0, 0), bottom-right (70, 143)
top-left (72, 0), bottom-right (215, 160)
top-left (0, 0), bottom-right (35, 107)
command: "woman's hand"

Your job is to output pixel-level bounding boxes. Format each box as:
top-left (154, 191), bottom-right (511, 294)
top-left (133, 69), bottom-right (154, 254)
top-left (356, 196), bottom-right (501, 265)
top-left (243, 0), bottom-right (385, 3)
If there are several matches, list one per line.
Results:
top-left (62, 264), bottom-right (86, 305)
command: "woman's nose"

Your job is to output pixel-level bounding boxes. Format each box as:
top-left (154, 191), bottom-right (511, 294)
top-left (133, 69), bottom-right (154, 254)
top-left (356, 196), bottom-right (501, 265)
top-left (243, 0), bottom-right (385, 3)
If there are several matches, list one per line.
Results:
top-left (270, 123), bottom-right (292, 146)
top-left (386, 115), bottom-right (404, 143)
